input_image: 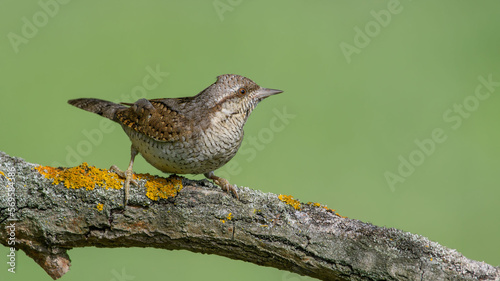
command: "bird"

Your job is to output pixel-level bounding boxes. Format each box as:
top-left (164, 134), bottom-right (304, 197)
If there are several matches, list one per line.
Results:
top-left (68, 74), bottom-right (283, 204)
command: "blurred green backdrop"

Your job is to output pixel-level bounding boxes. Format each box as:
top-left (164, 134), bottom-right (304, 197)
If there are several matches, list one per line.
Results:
top-left (1, 0), bottom-right (499, 280)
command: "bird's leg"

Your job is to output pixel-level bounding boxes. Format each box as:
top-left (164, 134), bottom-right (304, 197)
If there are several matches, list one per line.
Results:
top-left (204, 171), bottom-right (239, 199)
top-left (110, 145), bottom-right (138, 206)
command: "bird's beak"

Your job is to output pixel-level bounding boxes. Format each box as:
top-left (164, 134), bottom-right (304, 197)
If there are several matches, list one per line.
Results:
top-left (255, 88), bottom-right (283, 100)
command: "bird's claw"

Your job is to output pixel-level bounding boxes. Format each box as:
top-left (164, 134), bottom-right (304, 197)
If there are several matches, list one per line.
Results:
top-left (109, 165), bottom-right (138, 186)
top-left (110, 165), bottom-right (138, 206)
top-left (204, 172), bottom-right (239, 200)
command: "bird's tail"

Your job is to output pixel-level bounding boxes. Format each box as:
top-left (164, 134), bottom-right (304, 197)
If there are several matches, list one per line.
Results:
top-left (68, 98), bottom-right (126, 121)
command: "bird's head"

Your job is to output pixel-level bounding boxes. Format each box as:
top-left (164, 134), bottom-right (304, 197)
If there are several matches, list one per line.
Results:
top-left (199, 74), bottom-right (283, 120)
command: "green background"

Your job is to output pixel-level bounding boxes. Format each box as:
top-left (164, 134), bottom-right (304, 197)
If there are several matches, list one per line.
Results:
top-left (1, 0), bottom-right (499, 280)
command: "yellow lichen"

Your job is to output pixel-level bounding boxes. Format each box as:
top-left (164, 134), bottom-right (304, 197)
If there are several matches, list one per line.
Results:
top-left (0, 170), bottom-right (11, 181)
top-left (220, 219), bottom-right (226, 224)
top-left (306, 202), bottom-right (321, 207)
top-left (96, 203), bottom-right (104, 211)
top-left (278, 194), bottom-right (301, 210)
top-left (34, 164), bottom-right (183, 200)
top-left (322, 206), bottom-right (336, 212)
top-left (305, 200), bottom-right (347, 218)
top-left (35, 163), bottom-right (123, 190)
top-left (138, 173), bottom-right (183, 201)
top-left (226, 212), bottom-right (233, 220)
top-left (307, 201), bottom-right (336, 212)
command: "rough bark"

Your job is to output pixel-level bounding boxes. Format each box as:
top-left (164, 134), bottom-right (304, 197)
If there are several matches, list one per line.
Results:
top-left (0, 151), bottom-right (498, 281)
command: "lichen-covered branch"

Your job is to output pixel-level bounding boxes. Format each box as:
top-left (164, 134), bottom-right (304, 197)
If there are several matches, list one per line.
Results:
top-left (0, 151), bottom-right (499, 281)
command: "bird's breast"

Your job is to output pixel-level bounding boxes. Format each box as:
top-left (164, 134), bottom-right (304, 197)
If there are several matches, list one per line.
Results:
top-left (121, 121), bottom-right (243, 174)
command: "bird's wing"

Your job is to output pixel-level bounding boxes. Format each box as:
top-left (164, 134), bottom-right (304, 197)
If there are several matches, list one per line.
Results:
top-left (116, 98), bottom-right (192, 142)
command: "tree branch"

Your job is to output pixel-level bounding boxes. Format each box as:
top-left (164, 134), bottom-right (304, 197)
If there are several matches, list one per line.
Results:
top-left (0, 151), bottom-right (498, 280)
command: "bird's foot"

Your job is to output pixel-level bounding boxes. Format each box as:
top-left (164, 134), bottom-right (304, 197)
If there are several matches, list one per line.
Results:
top-left (110, 165), bottom-right (138, 206)
top-left (204, 172), bottom-right (239, 200)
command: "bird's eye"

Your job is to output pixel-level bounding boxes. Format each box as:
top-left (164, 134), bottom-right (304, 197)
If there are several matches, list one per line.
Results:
top-left (238, 88), bottom-right (246, 95)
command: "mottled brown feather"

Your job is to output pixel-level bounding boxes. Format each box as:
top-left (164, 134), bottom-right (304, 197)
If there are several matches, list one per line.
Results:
top-left (116, 99), bottom-right (194, 142)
